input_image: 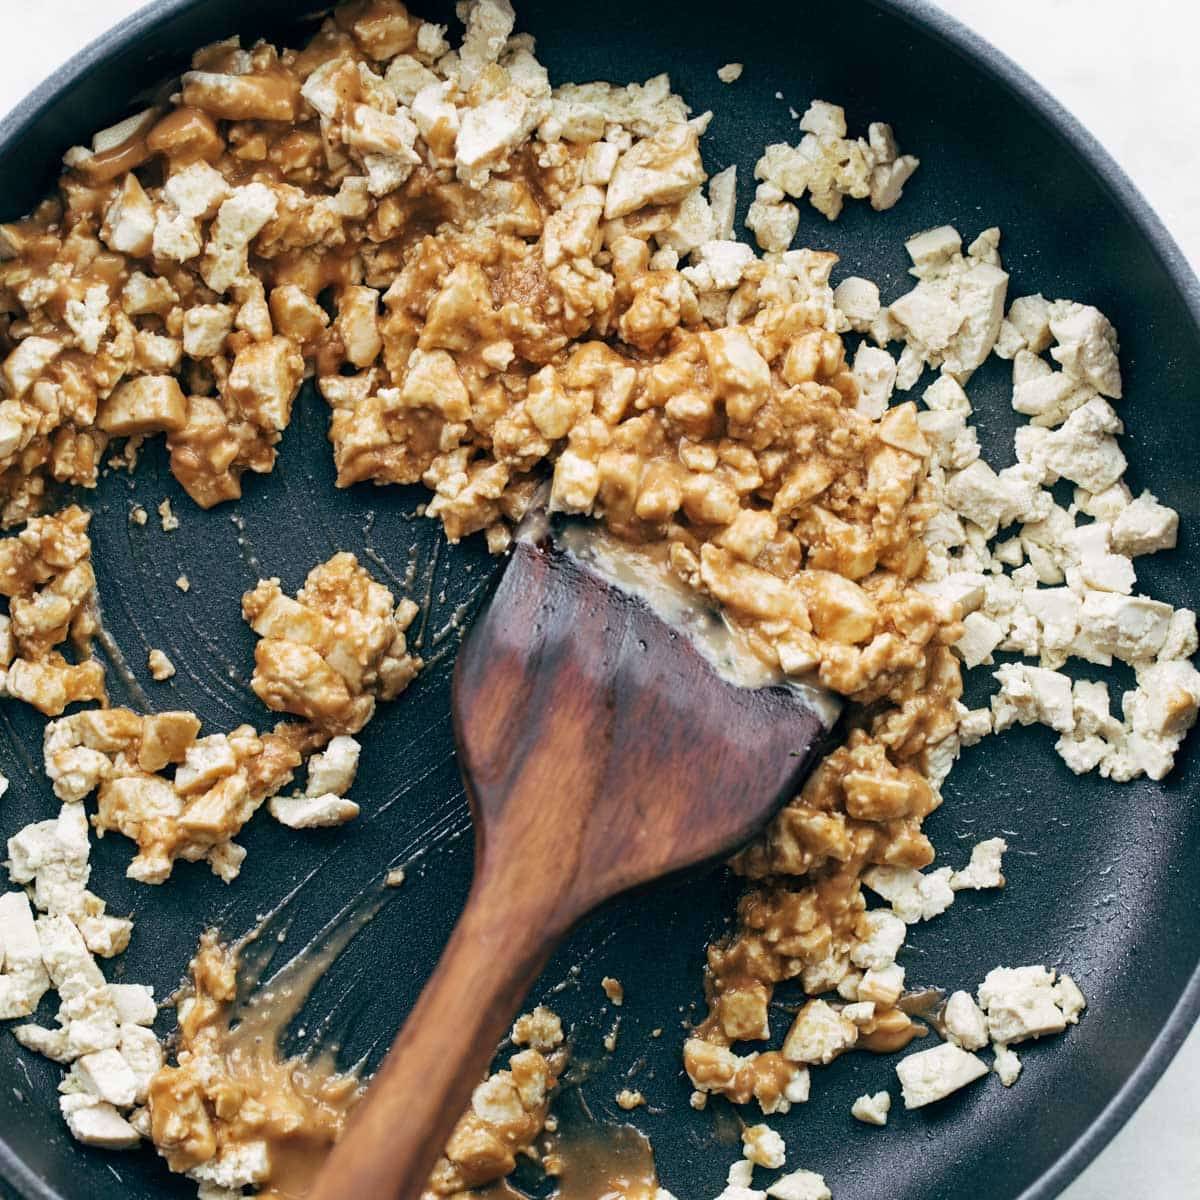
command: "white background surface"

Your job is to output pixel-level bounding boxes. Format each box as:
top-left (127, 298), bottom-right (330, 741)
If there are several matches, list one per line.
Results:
top-left (0, 2), bottom-right (1196, 1197)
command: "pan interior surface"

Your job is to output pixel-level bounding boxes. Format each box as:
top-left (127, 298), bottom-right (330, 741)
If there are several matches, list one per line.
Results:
top-left (0, 2), bottom-right (1197, 1199)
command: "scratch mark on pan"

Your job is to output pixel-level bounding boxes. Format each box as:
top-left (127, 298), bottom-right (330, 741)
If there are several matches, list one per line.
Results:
top-left (413, 536), bottom-right (441, 651)
top-left (92, 614), bottom-right (154, 713)
top-left (230, 513), bottom-right (266, 580)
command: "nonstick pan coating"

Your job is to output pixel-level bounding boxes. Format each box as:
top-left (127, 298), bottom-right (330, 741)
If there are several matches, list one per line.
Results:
top-left (0, 3), bottom-right (1197, 1198)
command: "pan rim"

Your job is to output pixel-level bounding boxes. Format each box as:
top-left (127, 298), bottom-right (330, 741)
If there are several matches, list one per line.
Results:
top-left (0, 2), bottom-right (1196, 1199)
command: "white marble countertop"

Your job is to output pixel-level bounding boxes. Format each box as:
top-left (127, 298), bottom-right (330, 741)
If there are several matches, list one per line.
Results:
top-left (0, 2), bottom-right (1195, 1197)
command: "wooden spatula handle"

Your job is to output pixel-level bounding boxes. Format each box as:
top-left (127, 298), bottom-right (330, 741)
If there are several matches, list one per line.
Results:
top-left (308, 870), bottom-right (557, 1200)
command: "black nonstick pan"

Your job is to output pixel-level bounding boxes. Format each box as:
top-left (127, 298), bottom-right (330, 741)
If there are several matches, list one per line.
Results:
top-left (0, 2), bottom-right (1197, 1198)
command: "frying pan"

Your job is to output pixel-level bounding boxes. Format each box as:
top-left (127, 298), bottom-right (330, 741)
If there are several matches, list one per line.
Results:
top-left (0, 2), bottom-right (1197, 1198)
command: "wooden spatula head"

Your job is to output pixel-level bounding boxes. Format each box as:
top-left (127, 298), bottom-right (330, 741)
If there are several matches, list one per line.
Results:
top-left (454, 533), bottom-right (835, 922)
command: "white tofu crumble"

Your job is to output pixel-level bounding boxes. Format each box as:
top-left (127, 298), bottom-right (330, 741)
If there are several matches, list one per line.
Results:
top-left (896, 1042), bottom-right (988, 1109)
top-left (992, 1043), bottom-right (1022, 1087)
top-left (267, 793), bottom-right (361, 829)
top-left (2, 804), bottom-right (159, 1152)
top-left (863, 864), bottom-right (955, 923)
top-left (850, 1090), bottom-right (891, 1126)
top-left (950, 838), bottom-right (1007, 891)
top-left (942, 991), bottom-right (989, 1051)
top-left (765, 1170), bottom-right (832, 1200)
top-left (147, 649), bottom-right (176, 681)
top-left (976, 965), bottom-right (1079, 1045)
top-left (750, 101), bottom-right (918, 234)
top-left (742, 1123), bottom-right (786, 1168)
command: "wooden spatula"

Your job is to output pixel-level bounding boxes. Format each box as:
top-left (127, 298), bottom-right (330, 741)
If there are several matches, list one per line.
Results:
top-left (309, 519), bottom-right (839, 1200)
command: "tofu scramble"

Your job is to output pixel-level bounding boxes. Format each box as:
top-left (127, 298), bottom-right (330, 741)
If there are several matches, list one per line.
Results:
top-left (0, 0), bottom-right (1196, 1198)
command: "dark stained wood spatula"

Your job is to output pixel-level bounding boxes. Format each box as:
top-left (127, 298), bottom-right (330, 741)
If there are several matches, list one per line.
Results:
top-left (310, 516), bottom-right (840, 1200)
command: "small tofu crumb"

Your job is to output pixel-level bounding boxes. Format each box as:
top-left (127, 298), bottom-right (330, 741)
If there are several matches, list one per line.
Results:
top-left (175, 574), bottom-right (191, 592)
top-left (766, 1169), bottom-right (832, 1200)
top-left (951, 837), bottom-right (1008, 891)
top-left (147, 649), bottom-right (176, 681)
top-left (157, 499), bottom-right (179, 531)
top-left (129, 505), bottom-right (148, 526)
top-left (993, 1043), bottom-right (1022, 1086)
top-left (601, 976), bottom-right (625, 1006)
top-left (742, 1123), bottom-right (786, 1169)
top-left (385, 867), bottom-right (406, 887)
top-left (727, 1158), bottom-right (755, 1188)
top-left (850, 1090), bottom-right (891, 1126)
top-left (717, 63), bottom-right (744, 84)
top-left (616, 1088), bottom-right (645, 1110)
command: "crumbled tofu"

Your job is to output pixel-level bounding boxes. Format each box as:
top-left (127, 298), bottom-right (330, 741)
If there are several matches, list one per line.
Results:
top-left (955, 611), bottom-right (1004, 669)
top-left (1110, 491), bottom-right (1178, 556)
top-left (601, 976), bottom-right (625, 1006)
top-left (991, 664), bottom-right (1074, 734)
top-left (896, 1042), bottom-right (988, 1109)
top-left (852, 345), bottom-right (897, 419)
top-left (992, 1043), bottom-right (1022, 1086)
top-left (728, 1159), bottom-right (755, 1188)
top-left (888, 226), bottom-right (1008, 383)
top-left (267, 793), bottom-right (360, 829)
top-left (1054, 974), bottom-right (1087, 1024)
top-left (742, 1123), bottom-right (786, 1169)
top-left (1078, 593), bottom-right (1172, 664)
top-left (753, 101), bottom-right (917, 223)
top-left (834, 276), bottom-right (881, 332)
top-left (147, 649), bottom-right (175, 681)
top-left (849, 909), bottom-right (907, 969)
top-left (862, 865), bottom-right (955, 923)
top-left (840, 1001), bottom-right (875, 1026)
top-left (605, 123), bottom-right (705, 220)
top-left (1048, 301), bottom-right (1122, 398)
top-left (717, 63), bottom-right (744, 84)
top-left (304, 735), bottom-right (361, 798)
top-left (943, 990), bottom-right (989, 1050)
top-left (0, 891), bottom-right (51, 1019)
top-left (746, 184), bottom-right (799, 253)
top-left (108, 983), bottom-right (157, 1026)
top-left (765, 1170), bottom-right (832, 1200)
top-left (60, 1095), bottom-right (141, 1149)
top-left (683, 240), bottom-right (756, 295)
top-left (950, 838), bottom-right (1007, 891)
top-left (616, 1088), bottom-right (645, 1110)
top-left (977, 965), bottom-right (1072, 1045)
top-left (511, 1006), bottom-right (564, 1052)
top-left (242, 553), bottom-right (421, 735)
top-left (182, 304), bottom-right (235, 359)
top-left (13, 1022), bottom-right (71, 1061)
top-left (858, 964), bottom-right (906, 1008)
top-left (73, 1047), bottom-right (140, 1108)
top-left (782, 999), bottom-right (858, 1065)
top-left (850, 1090), bottom-right (891, 1126)
top-left (707, 166), bottom-right (738, 240)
